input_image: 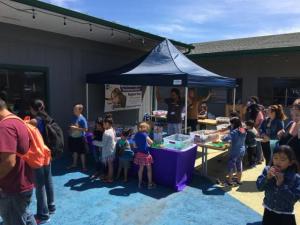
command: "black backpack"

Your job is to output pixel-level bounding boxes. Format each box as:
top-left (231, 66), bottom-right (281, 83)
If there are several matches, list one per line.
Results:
top-left (38, 113), bottom-right (64, 159)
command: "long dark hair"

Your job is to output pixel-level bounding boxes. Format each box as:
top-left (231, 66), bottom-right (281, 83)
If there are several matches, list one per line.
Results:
top-left (246, 103), bottom-right (260, 121)
top-left (269, 104), bottom-right (287, 121)
top-left (272, 145), bottom-right (299, 172)
top-left (104, 113), bottom-right (113, 125)
top-left (30, 99), bottom-right (49, 119)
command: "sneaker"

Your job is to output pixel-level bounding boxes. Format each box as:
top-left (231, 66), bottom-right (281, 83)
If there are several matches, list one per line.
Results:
top-left (215, 178), bottom-right (221, 185)
top-left (89, 173), bottom-right (98, 180)
top-left (249, 163), bottom-right (256, 168)
top-left (48, 208), bottom-right (56, 215)
top-left (48, 205), bottom-right (56, 215)
top-left (35, 217), bottom-right (50, 225)
top-left (225, 179), bottom-right (234, 186)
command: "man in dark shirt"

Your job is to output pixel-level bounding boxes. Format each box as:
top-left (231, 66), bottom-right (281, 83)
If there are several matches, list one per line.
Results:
top-left (156, 87), bottom-right (184, 135)
top-left (0, 98), bottom-right (36, 225)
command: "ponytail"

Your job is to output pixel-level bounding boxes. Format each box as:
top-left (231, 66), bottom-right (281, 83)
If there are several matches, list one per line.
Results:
top-left (276, 104), bottom-right (287, 121)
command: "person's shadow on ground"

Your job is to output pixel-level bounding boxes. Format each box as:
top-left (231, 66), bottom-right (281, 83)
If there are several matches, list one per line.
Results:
top-left (64, 175), bottom-right (175, 199)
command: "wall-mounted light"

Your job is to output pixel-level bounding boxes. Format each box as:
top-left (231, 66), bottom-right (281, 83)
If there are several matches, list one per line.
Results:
top-left (0, 1), bottom-right (157, 46)
top-left (32, 9), bottom-right (36, 19)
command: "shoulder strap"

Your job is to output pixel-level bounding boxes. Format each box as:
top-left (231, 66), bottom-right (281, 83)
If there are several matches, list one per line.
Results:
top-left (285, 121), bottom-right (294, 131)
top-left (0, 114), bottom-right (24, 123)
top-left (0, 115), bottom-right (29, 156)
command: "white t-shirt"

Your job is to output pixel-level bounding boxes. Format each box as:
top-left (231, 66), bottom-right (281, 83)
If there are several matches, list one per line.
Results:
top-left (102, 128), bottom-right (116, 159)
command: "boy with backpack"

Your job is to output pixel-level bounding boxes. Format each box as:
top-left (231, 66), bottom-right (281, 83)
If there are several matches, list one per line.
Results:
top-left (29, 99), bottom-right (59, 224)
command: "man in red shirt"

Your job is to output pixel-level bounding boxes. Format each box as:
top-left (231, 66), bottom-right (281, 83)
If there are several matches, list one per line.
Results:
top-left (0, 98), bottom-right (36, 225)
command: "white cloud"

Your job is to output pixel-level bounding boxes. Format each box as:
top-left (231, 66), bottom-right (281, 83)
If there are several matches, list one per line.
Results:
top-left (150, 24), bottom-right (186, 33)
top-left (141, 22), bottom-right (208, 43)
top-left (254, 0), bottom-right (300, 15)
top-left (46, 0), bottom-right (80, 7)
top-left (171, 3), bottom-right (225, 25)
top-left (221, 0), bottom-right (300, 15)
top-left (222, 25), bottom-right (300, 40)
top-left (41, 0), bottom-right (300, 43)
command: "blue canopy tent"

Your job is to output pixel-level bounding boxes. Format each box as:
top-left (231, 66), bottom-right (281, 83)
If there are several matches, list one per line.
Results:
top-left (86, 39), bottom-right (236, 132)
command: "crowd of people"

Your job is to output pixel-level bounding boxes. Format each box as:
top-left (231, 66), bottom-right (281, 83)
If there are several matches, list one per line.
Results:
top-left (0, 91), bottom-right (300, 225)
top-left (216, 97), bottom-right (300, 225)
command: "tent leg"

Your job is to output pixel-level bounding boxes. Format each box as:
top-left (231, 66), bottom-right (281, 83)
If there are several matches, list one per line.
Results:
top-left (233, 88), bottom-right (236, 112)
top-left (86, 83), bottom-right (89, 120)
top-left (185, 87), bottom-right (188, 134)
top-left (154, 86), bottom-right (157, 111)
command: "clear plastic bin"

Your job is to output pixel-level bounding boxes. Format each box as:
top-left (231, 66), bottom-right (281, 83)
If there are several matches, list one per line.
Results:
top-left (163, 134), bottom-right (193, 150)
top-left (190, 130), bottom-right (219, 143)
top-left (152, 110), bottom-right (167, 116)
top-left (216, 117), bottom-right (230, 123)
top-left (190, 130), bottom-right (208, 143)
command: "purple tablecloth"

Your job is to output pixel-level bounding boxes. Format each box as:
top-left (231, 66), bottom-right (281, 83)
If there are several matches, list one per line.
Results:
top-left (149, 145), bottom-right (197, 191)
top-left (87, 132), bottom-right (197, 191)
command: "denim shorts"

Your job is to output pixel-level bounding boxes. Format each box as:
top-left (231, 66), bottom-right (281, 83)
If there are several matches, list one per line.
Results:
top-left (228, 153), bottom-right (244, 173)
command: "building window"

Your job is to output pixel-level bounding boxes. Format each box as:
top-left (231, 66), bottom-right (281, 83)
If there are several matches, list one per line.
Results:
top-left (0, 67), bottom-right (47, 118)
top-left (258, 78), bottom-right (300, 107)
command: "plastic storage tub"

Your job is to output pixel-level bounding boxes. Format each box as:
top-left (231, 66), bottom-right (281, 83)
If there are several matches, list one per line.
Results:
top-left (190, 130), bottom-right (219, 144)
top-left (216, 117), bottom-right (230, 124)
top-left (163, 134), bottom-right (193, 150)
top-left (152, 110), bottom-right (167, 116)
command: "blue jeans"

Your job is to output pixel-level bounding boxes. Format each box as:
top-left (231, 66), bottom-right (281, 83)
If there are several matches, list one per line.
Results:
top-left (256, 141), bottom-right (263, 162)
top-left (34, 164), bottom-right (55, 220)
top-left (92, 146), bottom-right (104, 173)
top-left (167, 123), bottom-right (182, 135)
top-left (0, 190), bottom-right (36, 225)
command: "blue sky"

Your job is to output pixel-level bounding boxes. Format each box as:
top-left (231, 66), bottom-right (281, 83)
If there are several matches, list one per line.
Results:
top-left (42, 0), bottom-right (300, 44)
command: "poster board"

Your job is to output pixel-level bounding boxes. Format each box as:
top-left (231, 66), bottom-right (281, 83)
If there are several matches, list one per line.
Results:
top-left (104, 84), bottom-right (142, 112)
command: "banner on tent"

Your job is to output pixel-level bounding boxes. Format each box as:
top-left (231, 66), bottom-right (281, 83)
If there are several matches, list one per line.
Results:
top-left (104, 84), bottom-right (142, 112)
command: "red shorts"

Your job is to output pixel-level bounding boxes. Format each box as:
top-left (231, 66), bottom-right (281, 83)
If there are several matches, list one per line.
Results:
top-left (134, 152), bottom-right (153, 166)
